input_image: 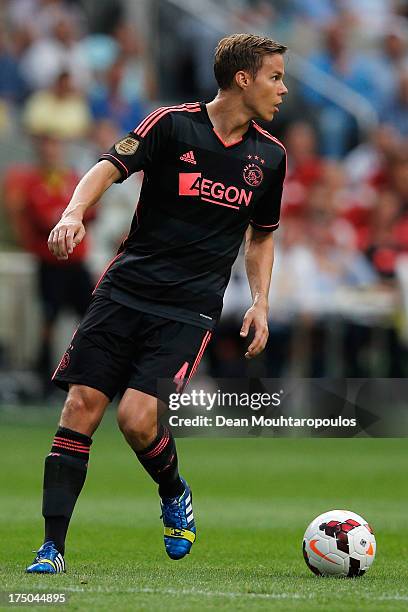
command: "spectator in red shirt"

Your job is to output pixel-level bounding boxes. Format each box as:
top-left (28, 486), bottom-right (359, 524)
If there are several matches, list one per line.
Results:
top-left (282, 121), bottom-right (324, 217)
top-left (389, 154), bottom-right (408, 212)
top-left (362, 189), bottom-right (408, 279)
top-left (3, 134), bottom-right (96, 394)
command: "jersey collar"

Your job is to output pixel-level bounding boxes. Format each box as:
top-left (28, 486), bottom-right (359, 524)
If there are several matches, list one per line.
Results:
top-left (200, 102), bottom-right (253, 149)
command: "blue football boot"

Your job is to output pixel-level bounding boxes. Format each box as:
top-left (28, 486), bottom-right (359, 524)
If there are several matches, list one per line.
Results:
top-left (160, 478), bottom-right (196, 560)
top-left (26, 541), bottom-right (65, 574)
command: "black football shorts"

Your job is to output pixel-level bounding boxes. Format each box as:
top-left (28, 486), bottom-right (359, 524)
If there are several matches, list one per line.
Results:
top-left (52, 295), bottom-right (212, 401)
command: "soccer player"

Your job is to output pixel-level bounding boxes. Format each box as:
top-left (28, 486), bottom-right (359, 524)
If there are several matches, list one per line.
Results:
top-left (26, 33), bottom-right (288, 573)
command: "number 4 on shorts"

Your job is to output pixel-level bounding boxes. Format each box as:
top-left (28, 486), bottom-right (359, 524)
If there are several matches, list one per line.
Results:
top-left (173, 361), bottom-right (189, 392)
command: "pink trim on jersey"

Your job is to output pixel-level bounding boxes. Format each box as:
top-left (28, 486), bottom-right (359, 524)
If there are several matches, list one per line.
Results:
top-left (201, 197), bottom-right (240, 210)
top-left (212, 128), bottom-right (243, 148)
top-left (133, 102), bottom-right (200, 135)
top-left (252, 122), bottom-right (288, 176)
top-left (134, 103), bottom-right (201, 138)
top-left (134, 102), bottom-right (200, 135)
top-left (138, 104), bottom-right (201, 138)
top-left (92, 252), bottom-right (124, 295)
top-left (252, 122), bottom-right (286, 153)
top-left (250, 220), bottom-right (280, 228)
top-left (186, 331), bottom-right (212, 386)
top-left (102, 153), bottom-right (129, 178)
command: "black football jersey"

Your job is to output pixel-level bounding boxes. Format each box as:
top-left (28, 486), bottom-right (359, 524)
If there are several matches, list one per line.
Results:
top-left (96, 102), bottom-right (286, 330)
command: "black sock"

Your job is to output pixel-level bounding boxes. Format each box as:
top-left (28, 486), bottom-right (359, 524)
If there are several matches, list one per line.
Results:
top-left (136, 424), bottom-right (184, 498)
top-left (42, 427), bottom-right (92, 555)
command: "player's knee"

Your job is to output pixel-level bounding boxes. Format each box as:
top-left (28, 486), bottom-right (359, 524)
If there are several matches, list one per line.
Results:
top-left (63, 394), bottom-right (87, 418)
top-left (61, 387), bottom-right (105, 429)
top-left (117, 405), bottom-right (157, 444)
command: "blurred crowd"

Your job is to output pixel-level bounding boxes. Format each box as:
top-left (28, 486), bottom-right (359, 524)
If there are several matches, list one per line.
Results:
top-left (1, 0), bottom-right (408, 397)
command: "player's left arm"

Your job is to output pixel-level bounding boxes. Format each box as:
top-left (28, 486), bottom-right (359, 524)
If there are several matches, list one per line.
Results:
top-left (241, 149), bottom-right (286, 359)
top-left (241, 228), bottom-right (274, 359)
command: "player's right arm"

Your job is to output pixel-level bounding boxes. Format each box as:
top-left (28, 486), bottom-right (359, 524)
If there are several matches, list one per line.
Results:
top-left (48, 160), bottom-right (121, 260)
top-left (49, 110), bottom-right (172, 260)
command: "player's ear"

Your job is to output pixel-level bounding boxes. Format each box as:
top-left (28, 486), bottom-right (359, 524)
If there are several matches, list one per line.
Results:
top-left (235, 70), bottom-right (250, 90)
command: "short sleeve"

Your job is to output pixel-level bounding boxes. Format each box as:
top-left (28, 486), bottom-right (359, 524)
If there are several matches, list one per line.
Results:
top-left (99, 111), bottom-right (173, 183)
top-left (250, 152), bottom-right (286, 232)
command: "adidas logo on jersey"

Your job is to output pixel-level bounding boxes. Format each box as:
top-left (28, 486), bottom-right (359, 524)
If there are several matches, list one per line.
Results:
top-left (180, 150), bottom-right (197, 165)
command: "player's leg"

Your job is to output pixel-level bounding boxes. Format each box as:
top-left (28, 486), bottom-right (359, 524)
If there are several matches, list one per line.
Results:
top-left (27, 296), bottom-right (138, 573)
top-left (117, 389), bottom-right (195, 560)
top-left (26, 385), bottom-right (109, 574)
top-left (43, 384), bottom-right (109, 551)
top-left (118, 316), bottom-right (212, 559)
top-left (117, 388), bottom-right (183, 497)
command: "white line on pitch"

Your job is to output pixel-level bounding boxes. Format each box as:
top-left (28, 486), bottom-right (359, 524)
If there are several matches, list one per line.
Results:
top-left (62, 586), bottom-right (408, 601)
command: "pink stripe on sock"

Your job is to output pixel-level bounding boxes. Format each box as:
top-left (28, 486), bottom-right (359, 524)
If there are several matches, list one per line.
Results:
top-left (143, 429), bottom-right (170, 459)
top-left (52, 441), bottom-right (89, 454)
top-left (53, 436), bottom-right (90, 450)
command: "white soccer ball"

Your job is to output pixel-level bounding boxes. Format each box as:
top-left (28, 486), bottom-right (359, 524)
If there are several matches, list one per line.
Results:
top-left (302, 510), bottom-right (376, 577)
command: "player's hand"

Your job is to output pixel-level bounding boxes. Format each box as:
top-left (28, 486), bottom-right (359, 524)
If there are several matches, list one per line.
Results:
top-left (48, 215), bottom-right (86, 260)
top-left (240, 304), bottom-right (269, 359)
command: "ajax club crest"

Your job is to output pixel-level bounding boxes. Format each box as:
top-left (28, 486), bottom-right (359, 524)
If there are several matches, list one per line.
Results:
top-left (59, 352), bottom-right (71, 371)
top-left (243, 163), bottom-right (263, 187)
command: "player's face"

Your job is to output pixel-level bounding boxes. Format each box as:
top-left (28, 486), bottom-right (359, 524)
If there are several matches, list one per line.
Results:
top-left (244, 53), bottom-right (288, 121)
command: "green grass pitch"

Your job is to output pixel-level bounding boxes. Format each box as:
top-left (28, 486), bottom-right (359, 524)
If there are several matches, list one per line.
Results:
top-left (1, 406), bottom-right (407, 611)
